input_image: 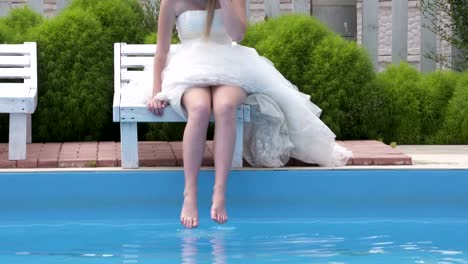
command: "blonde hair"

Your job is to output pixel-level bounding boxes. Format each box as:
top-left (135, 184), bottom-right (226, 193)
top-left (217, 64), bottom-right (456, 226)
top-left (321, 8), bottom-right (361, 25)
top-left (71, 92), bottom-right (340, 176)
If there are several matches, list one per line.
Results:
top-left (204, 0), bottom-right (217, 37)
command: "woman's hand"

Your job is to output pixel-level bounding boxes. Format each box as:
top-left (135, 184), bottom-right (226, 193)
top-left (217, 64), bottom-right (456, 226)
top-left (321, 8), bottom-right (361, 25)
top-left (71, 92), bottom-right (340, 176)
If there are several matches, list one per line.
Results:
top-left (147, 96), bottom-right (168, 116)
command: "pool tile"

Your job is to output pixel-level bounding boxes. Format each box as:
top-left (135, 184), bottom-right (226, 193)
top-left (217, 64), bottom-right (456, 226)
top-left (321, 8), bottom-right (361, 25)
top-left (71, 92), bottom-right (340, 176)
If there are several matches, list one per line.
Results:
top-left (38, 158), bottom-right (59, 168)
top-left (373, 155), bottom-right (412, 165)
top-left (351, 156), bottom-right (374, 166)
top-left (0, 160), bottom-right (16, 168)
top-left (16, 158), bottom-right (38, 168)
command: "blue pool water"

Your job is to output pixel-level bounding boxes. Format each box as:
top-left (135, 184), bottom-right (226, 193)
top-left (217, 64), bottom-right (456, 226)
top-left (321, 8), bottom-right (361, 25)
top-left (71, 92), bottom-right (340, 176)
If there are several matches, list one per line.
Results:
top-left (0, 170), bottom-right (467, 263)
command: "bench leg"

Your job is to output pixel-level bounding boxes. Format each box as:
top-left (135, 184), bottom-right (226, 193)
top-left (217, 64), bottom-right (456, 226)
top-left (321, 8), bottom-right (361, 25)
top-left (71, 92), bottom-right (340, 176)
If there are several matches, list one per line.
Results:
top-left (9, 113), bottom-right (27, 160)
top-left (121, 122), bottom-right (139, 169)
top-left (232, 118), bottom-right (243, 168)
top-left (27, 114), bottom-right (32, 144)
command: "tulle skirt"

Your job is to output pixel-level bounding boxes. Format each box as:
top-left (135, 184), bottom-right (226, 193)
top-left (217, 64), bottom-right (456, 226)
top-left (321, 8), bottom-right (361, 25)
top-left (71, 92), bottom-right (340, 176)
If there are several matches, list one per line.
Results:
top-left (124, 40), bottom-right (352, 167)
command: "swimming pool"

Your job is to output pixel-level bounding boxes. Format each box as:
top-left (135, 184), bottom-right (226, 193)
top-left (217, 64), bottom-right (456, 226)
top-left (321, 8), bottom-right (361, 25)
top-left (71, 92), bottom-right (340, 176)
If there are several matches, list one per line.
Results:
top-left (0, 169), bottom-right (467, 263)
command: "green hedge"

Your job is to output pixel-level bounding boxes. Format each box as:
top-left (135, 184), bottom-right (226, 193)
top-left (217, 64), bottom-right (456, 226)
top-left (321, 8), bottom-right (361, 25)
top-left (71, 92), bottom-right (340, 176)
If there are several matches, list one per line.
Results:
top-left (29, 9), bottom-right (111, 141)
top-left (0, 7), bottom-right (43, 44)
top-left (373, 64), bottom-right (467, 144)
top-left (68, 0), bottom-right (146, 43)
top-left (419, 70), bottom-right (459, 143)
top-left (435, 71), bottom-right (468, 143)
top-left (374, 63), bottom-right (423, 144)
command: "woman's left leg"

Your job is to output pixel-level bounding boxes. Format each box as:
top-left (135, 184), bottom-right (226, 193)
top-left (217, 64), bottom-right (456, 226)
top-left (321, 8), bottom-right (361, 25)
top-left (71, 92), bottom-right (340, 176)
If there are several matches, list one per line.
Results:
top-left (211, 85), bottom-right (247, 224)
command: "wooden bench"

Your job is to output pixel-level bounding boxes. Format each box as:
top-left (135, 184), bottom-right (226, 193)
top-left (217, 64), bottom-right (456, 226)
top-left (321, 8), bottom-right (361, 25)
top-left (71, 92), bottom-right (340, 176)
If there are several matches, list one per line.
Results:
top-left (0, 42), bottom-right (38, 160)
top-left (113, 43), bottom-right (250, 169)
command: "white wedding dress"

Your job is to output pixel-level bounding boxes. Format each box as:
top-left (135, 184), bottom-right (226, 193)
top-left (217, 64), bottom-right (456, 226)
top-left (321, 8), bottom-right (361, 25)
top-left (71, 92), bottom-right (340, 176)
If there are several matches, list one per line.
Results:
top-left (127, 9), bottom-right (352, 167)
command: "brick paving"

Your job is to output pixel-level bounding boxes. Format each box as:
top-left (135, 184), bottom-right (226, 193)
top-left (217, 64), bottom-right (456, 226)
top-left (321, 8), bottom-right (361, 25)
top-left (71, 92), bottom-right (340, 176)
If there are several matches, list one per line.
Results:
top-left (0, 140), bottom-right (411, 168)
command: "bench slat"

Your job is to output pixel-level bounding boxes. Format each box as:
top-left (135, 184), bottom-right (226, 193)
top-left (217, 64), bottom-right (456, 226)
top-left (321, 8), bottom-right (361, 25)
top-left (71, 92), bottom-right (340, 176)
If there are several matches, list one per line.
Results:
top-left (121, 44), bottom-right (157, 55)
top-left (0, 44), bottom-right (32, 55)
top-left (121, 57), bottom-right (154, 68)
top-left (0, 68), bottom-right (32, 79)
top-left (121, 70), bottom-right (148, 82)
top-left (113, 43), bottom-right (122, 122)
top-left (120, 105), bottom-right (249, 123)
top-left (0, 83), bottom-right (28, 91)
top-left (0, 56), bottom-right (31, 67)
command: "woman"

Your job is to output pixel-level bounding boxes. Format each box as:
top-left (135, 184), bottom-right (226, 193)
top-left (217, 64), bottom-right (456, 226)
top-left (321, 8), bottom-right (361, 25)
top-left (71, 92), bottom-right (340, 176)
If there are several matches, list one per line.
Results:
top-left (146, 0), bottom-right (352, 229)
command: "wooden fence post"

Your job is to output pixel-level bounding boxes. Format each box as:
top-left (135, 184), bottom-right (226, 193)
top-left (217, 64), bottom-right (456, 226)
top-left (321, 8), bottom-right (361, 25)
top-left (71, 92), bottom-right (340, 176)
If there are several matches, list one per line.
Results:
top-left (246, 0), bottom-right (251, 22)
top-left (451, 43), bottom-right (464, 71)
top-left (293, 0), bottom-right (310, 15)
top-left (264, 0), bottom-right (280, 19)
top-left (0, 0), bottom-right (10, 17)
top-left (420, 0), bottom-right (437, 72)
top-left (362, 0), bottom-right (379, 70)
top-left (56, 0), bottom-right (70, 13)
top-left (28, 0), bottom-right (44, 15)
top-left (392, 0), bottom-right (408, 64)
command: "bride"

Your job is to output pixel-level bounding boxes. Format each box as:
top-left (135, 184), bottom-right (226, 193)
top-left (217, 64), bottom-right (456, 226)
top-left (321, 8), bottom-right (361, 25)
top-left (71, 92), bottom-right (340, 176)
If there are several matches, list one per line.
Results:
top-left (146, 0), bottom-right (352, 229)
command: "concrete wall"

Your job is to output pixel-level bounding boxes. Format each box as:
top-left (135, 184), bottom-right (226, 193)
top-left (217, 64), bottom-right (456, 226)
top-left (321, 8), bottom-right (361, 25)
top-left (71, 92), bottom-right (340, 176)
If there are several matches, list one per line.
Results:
top-left (356, 0), bottom-right (450, 70)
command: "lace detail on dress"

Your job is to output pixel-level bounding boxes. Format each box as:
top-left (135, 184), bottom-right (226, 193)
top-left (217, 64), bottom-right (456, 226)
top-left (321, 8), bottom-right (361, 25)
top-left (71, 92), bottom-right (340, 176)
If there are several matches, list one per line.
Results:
top-left (243, 94), bottom-right (294, 167)
top-left (327, 144), bottom-right (353, 167)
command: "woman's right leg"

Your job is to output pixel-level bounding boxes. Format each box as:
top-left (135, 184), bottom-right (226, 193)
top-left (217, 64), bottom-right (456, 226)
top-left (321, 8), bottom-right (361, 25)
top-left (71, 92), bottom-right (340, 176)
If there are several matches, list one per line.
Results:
top-left (180, 87), bottom-right (212, 229)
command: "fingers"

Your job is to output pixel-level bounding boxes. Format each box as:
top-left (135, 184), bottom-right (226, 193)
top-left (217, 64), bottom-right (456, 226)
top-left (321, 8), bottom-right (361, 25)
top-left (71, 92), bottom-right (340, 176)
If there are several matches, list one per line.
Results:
top-left (146, 99), bottom-right (168, 116)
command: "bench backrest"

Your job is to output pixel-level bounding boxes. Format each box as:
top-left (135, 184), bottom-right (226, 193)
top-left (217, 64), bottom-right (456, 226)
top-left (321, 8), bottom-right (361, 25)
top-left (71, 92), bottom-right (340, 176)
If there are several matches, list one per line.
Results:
top-left (114, 42), bottom-right (178, 121)
top-left (113, 42), bottom-right (249, 123)
top-left (0, 42), bottom-right (37, 88)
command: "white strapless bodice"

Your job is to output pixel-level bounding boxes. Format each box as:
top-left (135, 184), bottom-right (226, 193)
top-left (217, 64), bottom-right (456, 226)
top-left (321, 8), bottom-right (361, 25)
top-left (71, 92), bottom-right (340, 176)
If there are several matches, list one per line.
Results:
top-left (176, 9), bottom-right (232, 44)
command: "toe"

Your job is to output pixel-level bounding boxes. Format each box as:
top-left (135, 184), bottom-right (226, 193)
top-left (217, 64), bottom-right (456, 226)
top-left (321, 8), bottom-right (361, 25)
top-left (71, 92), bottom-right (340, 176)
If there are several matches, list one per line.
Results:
top-left (211, 211), bottom-right (217, 221)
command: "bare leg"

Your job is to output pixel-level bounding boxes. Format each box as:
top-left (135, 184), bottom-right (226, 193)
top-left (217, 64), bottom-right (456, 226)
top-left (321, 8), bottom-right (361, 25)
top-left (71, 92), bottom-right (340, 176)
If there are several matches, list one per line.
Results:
top-left (180, 87), bottom-right (212, 228)
top-left (211, 85), bottom-right (247, 224)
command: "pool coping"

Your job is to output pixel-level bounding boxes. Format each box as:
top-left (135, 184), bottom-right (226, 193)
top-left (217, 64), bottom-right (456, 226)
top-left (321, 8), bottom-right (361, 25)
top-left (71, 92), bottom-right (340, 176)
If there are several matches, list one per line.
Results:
top-left (1, 164), bottom-right (467, 173)
top-left (1, 141), bottom-right (467, 170)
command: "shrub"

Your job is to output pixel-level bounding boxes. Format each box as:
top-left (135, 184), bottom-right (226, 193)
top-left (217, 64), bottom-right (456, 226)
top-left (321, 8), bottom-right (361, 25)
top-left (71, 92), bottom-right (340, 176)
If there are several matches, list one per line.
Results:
top-left (65, 0), bottom-right (147, 140)
top-left (435, 71), bottom-right (468, 143)
top-left (242, 15), bottom-right (332, 90)
top-left (374, 63), bottom-right (423, 144)
top-left (0, 22), bottom-right (13, 44)
top-left (418, 70), bottom-right (459, 143)
top-left (307, 36), bottom-right (378, 139)
top-left (242, 15), bottom-right (378, 139)
top-left (29, 9), bottom-right (111, 141)
top-left (67, 0), bottom-right (145, 43)
top-left (0, 6), bottom-right (43, 44)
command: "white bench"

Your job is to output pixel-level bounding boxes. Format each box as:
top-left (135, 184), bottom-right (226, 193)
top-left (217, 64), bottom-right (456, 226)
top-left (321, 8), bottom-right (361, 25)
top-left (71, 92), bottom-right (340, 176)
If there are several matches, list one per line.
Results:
top-left (113, 43), bottom-right (250, 169)
top-left (0, 42), bottom-right (38, 160)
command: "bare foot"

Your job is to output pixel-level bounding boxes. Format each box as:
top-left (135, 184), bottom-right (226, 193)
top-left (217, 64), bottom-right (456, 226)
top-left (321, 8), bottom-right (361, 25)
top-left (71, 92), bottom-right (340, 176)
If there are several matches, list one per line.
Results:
top-left (181, 193), bottom-right (198, 228)
top-left (211, 189), bottom-right (228, 224)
